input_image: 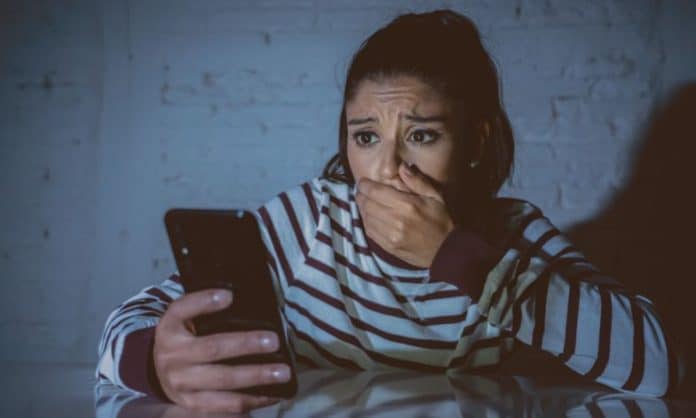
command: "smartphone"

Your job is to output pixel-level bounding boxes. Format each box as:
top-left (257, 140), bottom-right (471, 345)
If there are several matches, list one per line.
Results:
top-left (164, 208), bottom-right (298, 398)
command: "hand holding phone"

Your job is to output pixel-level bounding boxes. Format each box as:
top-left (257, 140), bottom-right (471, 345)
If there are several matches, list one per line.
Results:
top-left (152, 287), bottom-right (289, 413)
top-left (160, 208), bottom-right (298, 411)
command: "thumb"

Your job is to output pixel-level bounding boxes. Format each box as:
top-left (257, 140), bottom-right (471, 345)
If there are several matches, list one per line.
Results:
top-left (399, 162), bottom-right (445, 203)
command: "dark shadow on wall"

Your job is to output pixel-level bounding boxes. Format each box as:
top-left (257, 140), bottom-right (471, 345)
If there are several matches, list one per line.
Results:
top-left (565, 82), bottom-right (696, 389)
top-left (497, 83), bottom-right (696, 395)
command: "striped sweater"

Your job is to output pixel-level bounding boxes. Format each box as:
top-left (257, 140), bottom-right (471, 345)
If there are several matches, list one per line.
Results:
top-left (95, 176), bottom-right (682, 398)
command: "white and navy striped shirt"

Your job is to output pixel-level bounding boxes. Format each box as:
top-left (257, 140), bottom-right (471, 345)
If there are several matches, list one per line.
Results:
top-left (95, 176), bottom-right (682, 398)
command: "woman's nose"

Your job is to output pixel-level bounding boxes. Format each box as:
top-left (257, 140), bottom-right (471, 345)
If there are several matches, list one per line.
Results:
top-left (377, 141), bottom-right (405, 180)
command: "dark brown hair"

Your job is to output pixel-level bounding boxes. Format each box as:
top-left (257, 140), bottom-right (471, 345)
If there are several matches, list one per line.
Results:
top-left (321, 9), bottom-right (515, 226)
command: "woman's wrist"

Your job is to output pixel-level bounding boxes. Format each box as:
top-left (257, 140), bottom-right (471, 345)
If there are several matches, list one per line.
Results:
top-left (428, 225), bottom-right (504, 301)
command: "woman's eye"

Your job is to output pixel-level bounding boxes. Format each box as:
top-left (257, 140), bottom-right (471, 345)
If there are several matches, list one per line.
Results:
top-left (409, 129), bottom-right (440, 145)
top-left (352, 131), bottom-right (378, 146)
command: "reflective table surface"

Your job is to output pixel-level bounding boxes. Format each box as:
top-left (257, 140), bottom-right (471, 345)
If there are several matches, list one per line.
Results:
top-left (1, 363), bottom-right (694, 417)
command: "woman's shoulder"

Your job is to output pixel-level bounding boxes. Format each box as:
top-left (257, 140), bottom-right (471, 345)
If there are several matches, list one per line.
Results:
top-left (255, 176), bottom-right (352, 222)
top-left (283, 176), bottom-right (353, 209)
top-left (488, 196), bottom-right (545, 221)
top-left (478, 196), bottom-right (549, 245)
top-left (306, 176), bottom-right (353, 199)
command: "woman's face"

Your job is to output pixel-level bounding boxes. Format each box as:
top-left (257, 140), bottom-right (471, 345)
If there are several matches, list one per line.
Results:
top-left (345, 74), bottom-right (459, 191)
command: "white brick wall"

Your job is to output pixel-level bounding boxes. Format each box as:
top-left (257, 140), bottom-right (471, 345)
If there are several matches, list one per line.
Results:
top-left (0, 0), bottom-right (694, 364)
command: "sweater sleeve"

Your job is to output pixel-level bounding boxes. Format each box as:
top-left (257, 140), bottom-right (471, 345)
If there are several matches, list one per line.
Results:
top-left (429, 226), bottom-right (504, 301)
top-left (433, 199), bottom-right (684, 396)
top-left (94, 273), bottom-right (183, 400)
top-left (484, 201), bottom-right (684, 396)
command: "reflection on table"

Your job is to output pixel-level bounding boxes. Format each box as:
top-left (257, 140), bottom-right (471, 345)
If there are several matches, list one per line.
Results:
top-left (95, 367), bottom-right (694, 417)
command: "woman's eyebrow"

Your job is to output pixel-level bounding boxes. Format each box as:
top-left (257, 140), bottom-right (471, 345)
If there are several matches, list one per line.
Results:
top-left (403, 114), bottom-right (448, 123)
top-left (347, 117), bottom-right (375, 126)
top-left (347, 114), bottom-right (448, 126)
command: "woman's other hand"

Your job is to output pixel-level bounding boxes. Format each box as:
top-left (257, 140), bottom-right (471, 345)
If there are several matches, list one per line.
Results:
top-left (355, 161), bottom-right (455, 268)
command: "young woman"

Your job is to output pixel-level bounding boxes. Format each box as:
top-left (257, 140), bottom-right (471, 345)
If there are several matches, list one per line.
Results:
top-left (96, 9), bottom-right (683, 413)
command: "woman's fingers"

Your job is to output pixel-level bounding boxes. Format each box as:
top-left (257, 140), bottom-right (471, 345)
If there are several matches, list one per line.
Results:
top-left (362, 209), bottom-right (401, 248)
top-left (154, 326), bottom-right (287, 409)
top-left (358, 178), bottom-right (420, 211)
top-left (356, 190), bottom-right (394, 225)
top-left (169, 362), bottom-right (292, 392)
top-left (175, 330), bottom-right (280, 364)
top-left (398, 162), bottom-right (446, 203)
top-left (160, 288), bottom-right (233, 335)
top-left (153, 288), bottom-right (293, 412)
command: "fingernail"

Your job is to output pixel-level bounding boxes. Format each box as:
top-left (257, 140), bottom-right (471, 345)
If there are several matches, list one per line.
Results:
top-left (269, 365), bottom-right (291, 382)
top-left (212, 289), bottom-right (232, 305)
top-left (403, 162), bottom-right (415, 175)
top-left (259, 333), bottom-right (279, 351)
